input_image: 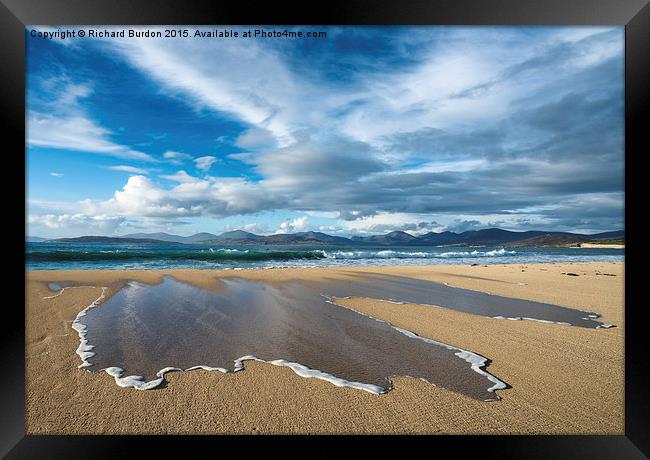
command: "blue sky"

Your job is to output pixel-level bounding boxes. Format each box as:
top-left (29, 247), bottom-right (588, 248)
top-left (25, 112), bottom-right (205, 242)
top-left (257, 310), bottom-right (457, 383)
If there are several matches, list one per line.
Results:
top-left (26, 26), bottom-right (624, 238)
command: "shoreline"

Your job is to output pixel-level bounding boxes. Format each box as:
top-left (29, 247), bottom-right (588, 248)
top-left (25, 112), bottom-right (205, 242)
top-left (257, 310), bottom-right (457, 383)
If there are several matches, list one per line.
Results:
top-left (26, 262), bottom-right (624, 434)
top-left (569, 243), bottom-right (625, 249)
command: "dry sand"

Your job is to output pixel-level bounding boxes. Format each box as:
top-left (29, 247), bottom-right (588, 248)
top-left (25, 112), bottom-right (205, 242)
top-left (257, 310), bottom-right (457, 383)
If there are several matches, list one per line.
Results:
top-left (26, 262), bottom-right (624, 434)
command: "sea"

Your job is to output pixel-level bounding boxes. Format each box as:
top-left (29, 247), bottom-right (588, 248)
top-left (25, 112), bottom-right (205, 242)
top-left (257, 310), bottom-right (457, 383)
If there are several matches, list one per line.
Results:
top-left (26, 241), bottom-right (625, 270)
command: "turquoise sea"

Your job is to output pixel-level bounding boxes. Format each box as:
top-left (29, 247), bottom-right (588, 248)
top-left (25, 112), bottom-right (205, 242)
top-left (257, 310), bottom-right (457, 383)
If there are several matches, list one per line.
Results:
top-left (26, 242), bottom-right (624, 270)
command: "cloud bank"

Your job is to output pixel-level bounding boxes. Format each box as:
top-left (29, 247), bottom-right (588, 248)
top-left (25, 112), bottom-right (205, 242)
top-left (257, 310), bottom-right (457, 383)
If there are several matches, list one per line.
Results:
top-left (26, 27), bottom-right (624, 237)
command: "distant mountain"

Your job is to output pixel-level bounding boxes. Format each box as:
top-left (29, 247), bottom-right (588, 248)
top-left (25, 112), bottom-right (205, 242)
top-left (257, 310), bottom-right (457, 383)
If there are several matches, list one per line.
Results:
top-left (47, 228), bottom-right (625, 247)
top-left (123, 232), bottom-right (187, 242)
top-left (267, 231), bottom-right (352, 245)
top-left (504, 230), bottom-right (625, 247)
top-left (503, 233), bottom-right (585, 247)
top-left (588, 230), bottom-right (625, 241)
top-left (48, 236), bottom-right (178, 244)
top-left (351, 228), bottom-right (624, 247)
top-left (295, 231), bottom-right (353, 244)
top-left (26, 236), bottom-right (47, 242)
top-left (123, 232), bottom-right (218, 243)
top-left (457, 228), bottom-right (545, 245)
top-left (207, 230), bottom-right (263, 241)
top-left (184, 232), bottom-right (221, 243)
top-left (418, 231), bottom-right (463, 245)
top-left (352, 230), bottom-right (420, 245)
top-left (201, 231), bottom-right (349, 245)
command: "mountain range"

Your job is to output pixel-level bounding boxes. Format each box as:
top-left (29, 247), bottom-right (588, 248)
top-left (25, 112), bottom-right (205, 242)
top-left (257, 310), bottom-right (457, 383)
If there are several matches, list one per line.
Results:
top-left (35, 228), bottom-right (625, 247)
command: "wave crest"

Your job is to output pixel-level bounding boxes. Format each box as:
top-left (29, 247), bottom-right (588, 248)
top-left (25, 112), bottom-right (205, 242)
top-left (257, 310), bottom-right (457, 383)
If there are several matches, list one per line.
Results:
top-left (27, 247), bottom-right (517, 264)
top-left (27, 249), bottom-right (328, 262)
top-left (323, 248), bottom-right (516, 259)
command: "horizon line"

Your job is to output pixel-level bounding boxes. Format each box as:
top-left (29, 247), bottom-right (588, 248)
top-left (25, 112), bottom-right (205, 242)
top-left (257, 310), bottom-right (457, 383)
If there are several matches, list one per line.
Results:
top-left (26, 226), bottom-right (625, 240)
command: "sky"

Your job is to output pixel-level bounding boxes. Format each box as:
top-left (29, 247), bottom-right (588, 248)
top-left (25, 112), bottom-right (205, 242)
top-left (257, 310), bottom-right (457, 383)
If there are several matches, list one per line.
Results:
top-left (26, 26), bottom-right (624, 238)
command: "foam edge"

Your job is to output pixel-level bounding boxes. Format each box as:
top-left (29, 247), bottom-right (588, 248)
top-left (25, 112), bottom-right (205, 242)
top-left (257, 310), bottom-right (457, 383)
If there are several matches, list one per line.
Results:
top-left (100, 357), bottom-right (385, 394)
top-left (491, 315), bottom-right (572, 326)
top-left (70, 286), bottom-right (107, 369)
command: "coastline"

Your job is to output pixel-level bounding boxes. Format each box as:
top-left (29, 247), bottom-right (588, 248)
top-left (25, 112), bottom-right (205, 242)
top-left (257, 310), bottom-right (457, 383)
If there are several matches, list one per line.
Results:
top-left (570, 243), bottom-right (625, 249)
top-left (26, 262), bottom-right (624, 434)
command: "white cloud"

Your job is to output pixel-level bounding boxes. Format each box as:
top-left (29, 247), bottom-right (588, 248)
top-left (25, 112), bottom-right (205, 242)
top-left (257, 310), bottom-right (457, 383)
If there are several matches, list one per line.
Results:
top-left (27, 80), bottom-right (154, 161)
top-left (163, 150), bottom-right (193, 163)
top-left (372, 159), bottom-right (488, 177)
top-left (73, 173), bottom-right (282, 220)
top-left (318, 225), bottom-right (345, 234)
top-left (107, 165), bottom-right (149, 174)
top-left (239, 134), bottom-right (384, 193)
top-left (28, 112), bottom-right (154, 161)
top-left (28, 199), bottom-right (82, 214)
top-left (243, 222), bottom-right (270, 234)
top-left (49, 172), bottom-right (64, 177)
top-left (228, 152), bottom-right (254, 162)
top-left (343, 212), bottom-right (446, 235)
top-left (304, 211), bottom-right (339, 219)
top-left (28, 213), bottom-right (126, 234)
top-left (102, 176), bottom-right (177, 217)
top-left (339, 29), bottom-right (621, 148)
top-left (160, 170), bottom-right (199, 183)
top-left (55, 82), bottom-right (92, 105)
top-left (106, 30), bottom-right (307, 146)
top-left (235, 128), bottom-right (277, 149)
top-left (194, 156), bottom-right (218, 172)
top-left (29, 28), bottom-right (623, 234)
top-left (276, 216), bottom-right (309, 233)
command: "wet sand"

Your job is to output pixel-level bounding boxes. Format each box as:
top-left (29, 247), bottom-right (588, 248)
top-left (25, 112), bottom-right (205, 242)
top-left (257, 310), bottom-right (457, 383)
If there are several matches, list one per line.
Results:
top-left (79, 276), bottom-right (507, 399)
top-left (26, 262), bottom-right (624, 434)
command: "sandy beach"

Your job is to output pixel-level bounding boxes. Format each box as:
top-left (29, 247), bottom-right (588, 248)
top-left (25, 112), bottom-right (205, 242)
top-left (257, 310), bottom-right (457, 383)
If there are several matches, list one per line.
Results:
top-left (26, 262), bottom-right (624, 434)
top-left (573, 243), bottom-right (625, 249)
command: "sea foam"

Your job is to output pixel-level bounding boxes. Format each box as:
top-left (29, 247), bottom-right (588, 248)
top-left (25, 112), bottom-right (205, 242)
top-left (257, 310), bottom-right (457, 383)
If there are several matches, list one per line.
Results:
top-left (68, 286), bottom-right (108, 368)
top-left (322, 248), bottom-right (516, 260)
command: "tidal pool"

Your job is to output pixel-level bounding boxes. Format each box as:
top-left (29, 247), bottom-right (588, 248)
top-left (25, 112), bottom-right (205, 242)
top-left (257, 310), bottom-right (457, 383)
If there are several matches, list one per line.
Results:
top-left (70, 273), bottom-right (611, 399)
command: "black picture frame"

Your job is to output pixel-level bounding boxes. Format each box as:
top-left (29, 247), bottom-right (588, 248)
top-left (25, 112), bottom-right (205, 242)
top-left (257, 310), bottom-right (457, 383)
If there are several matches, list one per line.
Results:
top-left (4, 0), bottom-right (648, 457)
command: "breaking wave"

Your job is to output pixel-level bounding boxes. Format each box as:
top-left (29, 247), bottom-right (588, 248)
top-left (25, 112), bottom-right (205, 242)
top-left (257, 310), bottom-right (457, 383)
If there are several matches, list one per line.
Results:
top-left (322, 248), bottom-right (516, 259)
top-left (28, 247), bottom-right (517, 263)
top-left (27, 249), bottom-right (328, 262)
